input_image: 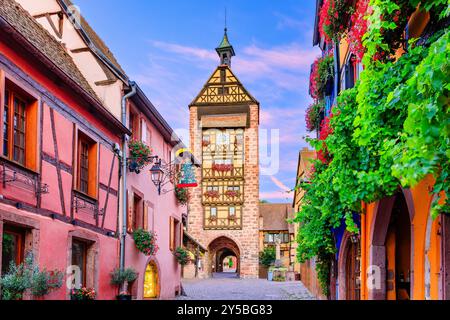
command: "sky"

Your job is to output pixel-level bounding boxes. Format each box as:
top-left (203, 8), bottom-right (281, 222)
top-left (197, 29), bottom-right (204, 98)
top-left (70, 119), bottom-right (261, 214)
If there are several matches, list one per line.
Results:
top-left (75, 0), bottom-right (320, 203)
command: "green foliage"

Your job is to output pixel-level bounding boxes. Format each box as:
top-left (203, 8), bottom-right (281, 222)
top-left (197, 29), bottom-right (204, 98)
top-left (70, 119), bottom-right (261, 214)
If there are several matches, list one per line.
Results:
top-left (296, 24), bottom-right (449, 295)
top-left (133, 229), bottom-right (158, 256)
top-left (259, 247), bottom-right (276, 267)
top-left (110, 268), bottom-right (138, 286)
top-left (390, 31), bottom-right (450, 217)
top-left (0, 252), bottom-right (63, 300)
top-left (175, 186), bottom-right (189, 205)
top-left (174, 247), bottom-right (191, 265)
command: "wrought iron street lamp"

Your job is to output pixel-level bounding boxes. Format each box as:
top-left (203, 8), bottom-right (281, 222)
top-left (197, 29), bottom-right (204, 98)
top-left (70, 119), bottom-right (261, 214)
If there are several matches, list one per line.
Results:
top-left (150, 159), bottom-right (164, 195)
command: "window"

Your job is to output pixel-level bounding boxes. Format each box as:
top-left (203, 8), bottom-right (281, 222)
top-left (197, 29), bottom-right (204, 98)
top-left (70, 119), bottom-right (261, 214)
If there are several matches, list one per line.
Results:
top-left (76, 132), bottom-right (97, 198)
top-left (133, 193), bottom-right (144, 231)
top-left (71, 239), bottom-right (87, 288)
top-left (217, 132), bottom-right (230, 145)
top-left (1, 225), bottom-right (25, 275)
top-left (169, 217), bottom-right (181, 251)
top-left (227, 186), bottom-right (239, 191)
top-left (129, 108), bottom-right (140, 140)
top-left (218, 87), bottom-right (229, 95)
top-left (127, 191), bottom-right (147, 233)
top-left (207, 186), bottom-right (219, 192)
top-left (2, 84), bottom-right (37, 168)
top-left (220, 69), bottom-right (226, 83)
top-left (210, 207), bottom-right (217, 218)
top-left (229, 207), bottom-right (236, 217)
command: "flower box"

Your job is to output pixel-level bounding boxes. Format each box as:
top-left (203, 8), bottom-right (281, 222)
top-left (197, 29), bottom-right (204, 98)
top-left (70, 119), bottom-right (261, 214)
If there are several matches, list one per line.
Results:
top-left (204, 190), bottom-right (220, 198)
top-left (212, 163), bottom-right (233, 172)
top-left (224, 190), bottom-right (240, 198)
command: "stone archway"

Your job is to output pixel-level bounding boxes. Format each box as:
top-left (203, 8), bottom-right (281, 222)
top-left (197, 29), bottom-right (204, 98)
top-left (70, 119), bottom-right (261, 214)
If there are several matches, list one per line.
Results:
top-left (369, 190), bottom-right (414, 300)
top-left (208, 236), bottom-right (240, 278)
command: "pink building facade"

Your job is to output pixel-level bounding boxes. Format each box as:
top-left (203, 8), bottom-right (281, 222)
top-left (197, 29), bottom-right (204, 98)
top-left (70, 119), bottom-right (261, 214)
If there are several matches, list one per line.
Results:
top-left (0, 0), bottom-right (127, 300)
top-left (0, 0), bottom-right (189, 300)
top-left (123, 87), bottom-right (186, 300)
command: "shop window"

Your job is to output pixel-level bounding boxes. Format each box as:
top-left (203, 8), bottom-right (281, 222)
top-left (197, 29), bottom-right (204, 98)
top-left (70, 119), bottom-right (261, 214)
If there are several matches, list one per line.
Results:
top-left (1, 225), bottom-right (25, 275)
top-left (2, 81), bottom-right (38, 170)
top-left (76, 131), bottom-right (98, 198)
top-left (71, 239), bottom-right (87, 288)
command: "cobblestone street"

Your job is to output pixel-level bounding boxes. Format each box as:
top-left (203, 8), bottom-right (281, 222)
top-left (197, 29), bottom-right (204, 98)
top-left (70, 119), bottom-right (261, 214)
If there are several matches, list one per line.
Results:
top-left (177, 276), bottom-right (315, 300)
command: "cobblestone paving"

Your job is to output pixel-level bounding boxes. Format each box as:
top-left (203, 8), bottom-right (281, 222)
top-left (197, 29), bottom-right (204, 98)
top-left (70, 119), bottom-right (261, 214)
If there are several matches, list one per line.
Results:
top-left (177, 277), bottom-right (315, 300)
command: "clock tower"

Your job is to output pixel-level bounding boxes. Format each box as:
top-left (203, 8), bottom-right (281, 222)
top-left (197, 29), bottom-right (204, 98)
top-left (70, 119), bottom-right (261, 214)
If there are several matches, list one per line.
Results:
top-left (187, 29), bottom-right (260, 278)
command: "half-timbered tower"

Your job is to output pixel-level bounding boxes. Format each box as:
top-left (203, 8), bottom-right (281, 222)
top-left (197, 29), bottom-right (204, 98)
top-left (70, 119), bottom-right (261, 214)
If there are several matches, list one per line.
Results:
top-left (188, 29), bottom-right (260, 278)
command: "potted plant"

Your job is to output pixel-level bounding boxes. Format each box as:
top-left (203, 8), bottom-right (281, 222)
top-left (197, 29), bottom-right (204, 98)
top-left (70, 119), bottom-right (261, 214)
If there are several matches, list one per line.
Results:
top-left (110, 268), bottom-right (138, 300)
top-left (173, 247), bottom-right (191, 266)
top-left (0, 252), bottom-right (63, 300)
top-left (128, 140), bottom-right (153, 174)
top-left (133, 229), bottom-right (159, 256)
top-left (70, 287), bottom-right (96, 300)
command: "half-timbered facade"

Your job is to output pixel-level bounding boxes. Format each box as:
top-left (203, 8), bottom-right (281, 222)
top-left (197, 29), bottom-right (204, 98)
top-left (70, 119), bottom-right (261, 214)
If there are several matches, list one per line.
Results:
top-left (16, 0), bottom-right (191, 300)
top-left (187, 29), bottom-right (260, 278)
top-left (0, 0), bottom-right (126, 299)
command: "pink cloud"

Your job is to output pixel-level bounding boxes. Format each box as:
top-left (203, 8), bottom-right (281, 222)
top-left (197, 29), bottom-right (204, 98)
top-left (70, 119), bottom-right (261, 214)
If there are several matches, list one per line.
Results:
top-left (270, 176), bottom-right (291, 192)
top-left (260, 190), bottom-right (293, 201)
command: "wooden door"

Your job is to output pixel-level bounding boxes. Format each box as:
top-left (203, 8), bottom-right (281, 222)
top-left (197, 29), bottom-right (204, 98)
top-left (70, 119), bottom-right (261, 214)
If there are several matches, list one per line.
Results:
top-left (143, 263), bottom-right (158, 299)
top-left (345, 240), bottom-right (361, 300)
top-left (386, 224), bottom-right (397, 300)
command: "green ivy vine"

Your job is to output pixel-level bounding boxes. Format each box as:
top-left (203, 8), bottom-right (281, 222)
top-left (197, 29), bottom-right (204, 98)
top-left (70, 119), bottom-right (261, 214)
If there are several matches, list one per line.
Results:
top-left (295, 1), bottom-right (449, 295)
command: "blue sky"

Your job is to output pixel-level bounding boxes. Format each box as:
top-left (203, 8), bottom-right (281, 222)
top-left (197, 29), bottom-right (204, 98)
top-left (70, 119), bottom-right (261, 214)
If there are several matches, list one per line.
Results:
top-left (75, 0), bottom-right (320, 203)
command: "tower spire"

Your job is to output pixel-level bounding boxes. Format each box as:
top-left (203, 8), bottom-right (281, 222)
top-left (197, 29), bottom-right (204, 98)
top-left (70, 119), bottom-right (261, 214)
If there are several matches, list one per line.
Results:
top-left (216, 9), bottom-right (235, 67)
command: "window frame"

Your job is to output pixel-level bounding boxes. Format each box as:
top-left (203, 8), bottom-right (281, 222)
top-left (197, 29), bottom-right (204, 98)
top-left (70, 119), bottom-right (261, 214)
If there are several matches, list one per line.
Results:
top-left (71, 238), bottom-right (88, 288)
top-left (75, 129), bottom-right (99, 199)
top-left (1, 75), bottom-right (40, 171)
top-left (1, 225), bottom-right (25, 275)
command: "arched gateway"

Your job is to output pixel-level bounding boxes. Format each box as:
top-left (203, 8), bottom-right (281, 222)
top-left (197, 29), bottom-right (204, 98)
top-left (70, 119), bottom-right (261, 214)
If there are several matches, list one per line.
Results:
top-left (369, 191), bottom-right (414, 300)
top-left (186, 28), bottom-right (260, 279)
top-left (209, 236), bottom-right (240, 276)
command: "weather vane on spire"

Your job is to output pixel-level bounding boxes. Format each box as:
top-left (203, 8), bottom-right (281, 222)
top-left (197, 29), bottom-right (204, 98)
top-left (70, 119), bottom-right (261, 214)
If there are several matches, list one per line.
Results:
top-left (216, 7), bottom-right (235, 66)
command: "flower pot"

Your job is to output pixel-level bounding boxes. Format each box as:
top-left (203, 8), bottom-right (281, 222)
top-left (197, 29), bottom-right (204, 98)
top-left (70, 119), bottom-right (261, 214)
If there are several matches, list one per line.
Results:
top-left (128, 160), bottom-right (141, 173)
top-left (116, 294), bottom-right (132, 301)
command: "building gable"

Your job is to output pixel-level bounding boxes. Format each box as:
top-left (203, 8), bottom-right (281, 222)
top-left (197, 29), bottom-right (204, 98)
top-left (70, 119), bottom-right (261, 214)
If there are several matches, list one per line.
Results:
top-left (190, 65), bottom-right (258, 106)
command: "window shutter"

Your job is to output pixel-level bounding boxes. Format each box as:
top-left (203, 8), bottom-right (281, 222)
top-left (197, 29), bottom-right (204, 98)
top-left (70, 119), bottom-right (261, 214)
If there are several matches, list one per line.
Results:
top-left (127, 190), bottom-right (134, 233)
top-left (143, 202), bottom-right (148, 231)
top-left (169, 217), bottom-right (175, 251)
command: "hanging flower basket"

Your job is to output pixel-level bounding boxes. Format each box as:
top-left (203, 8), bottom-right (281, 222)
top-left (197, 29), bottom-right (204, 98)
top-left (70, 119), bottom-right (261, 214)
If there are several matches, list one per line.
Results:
top-left (347, 0), bottom-right (369, 63)
top-left (133, 229), bottom-right (159, 256)
top-left (318, 0), bottom-right (353, 43)
top-left (224, 190), bottom-right (240, 198)
top-left (175, 186), bottom-right (189, 205)
top-left (70, 287), bottom-right (96, 300)
top-left (204, 190), bottom-right (220, 198)
top-left (173, 247), bottom-right (191, 266)
top-left (212, 163), bottom-right (233, 172)
top-left (309, 54), bottom-right (334, 100)
top-left (128, 140), bottom-right (153, 173)
top-left (305, 101), bottom-right (325, 132)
